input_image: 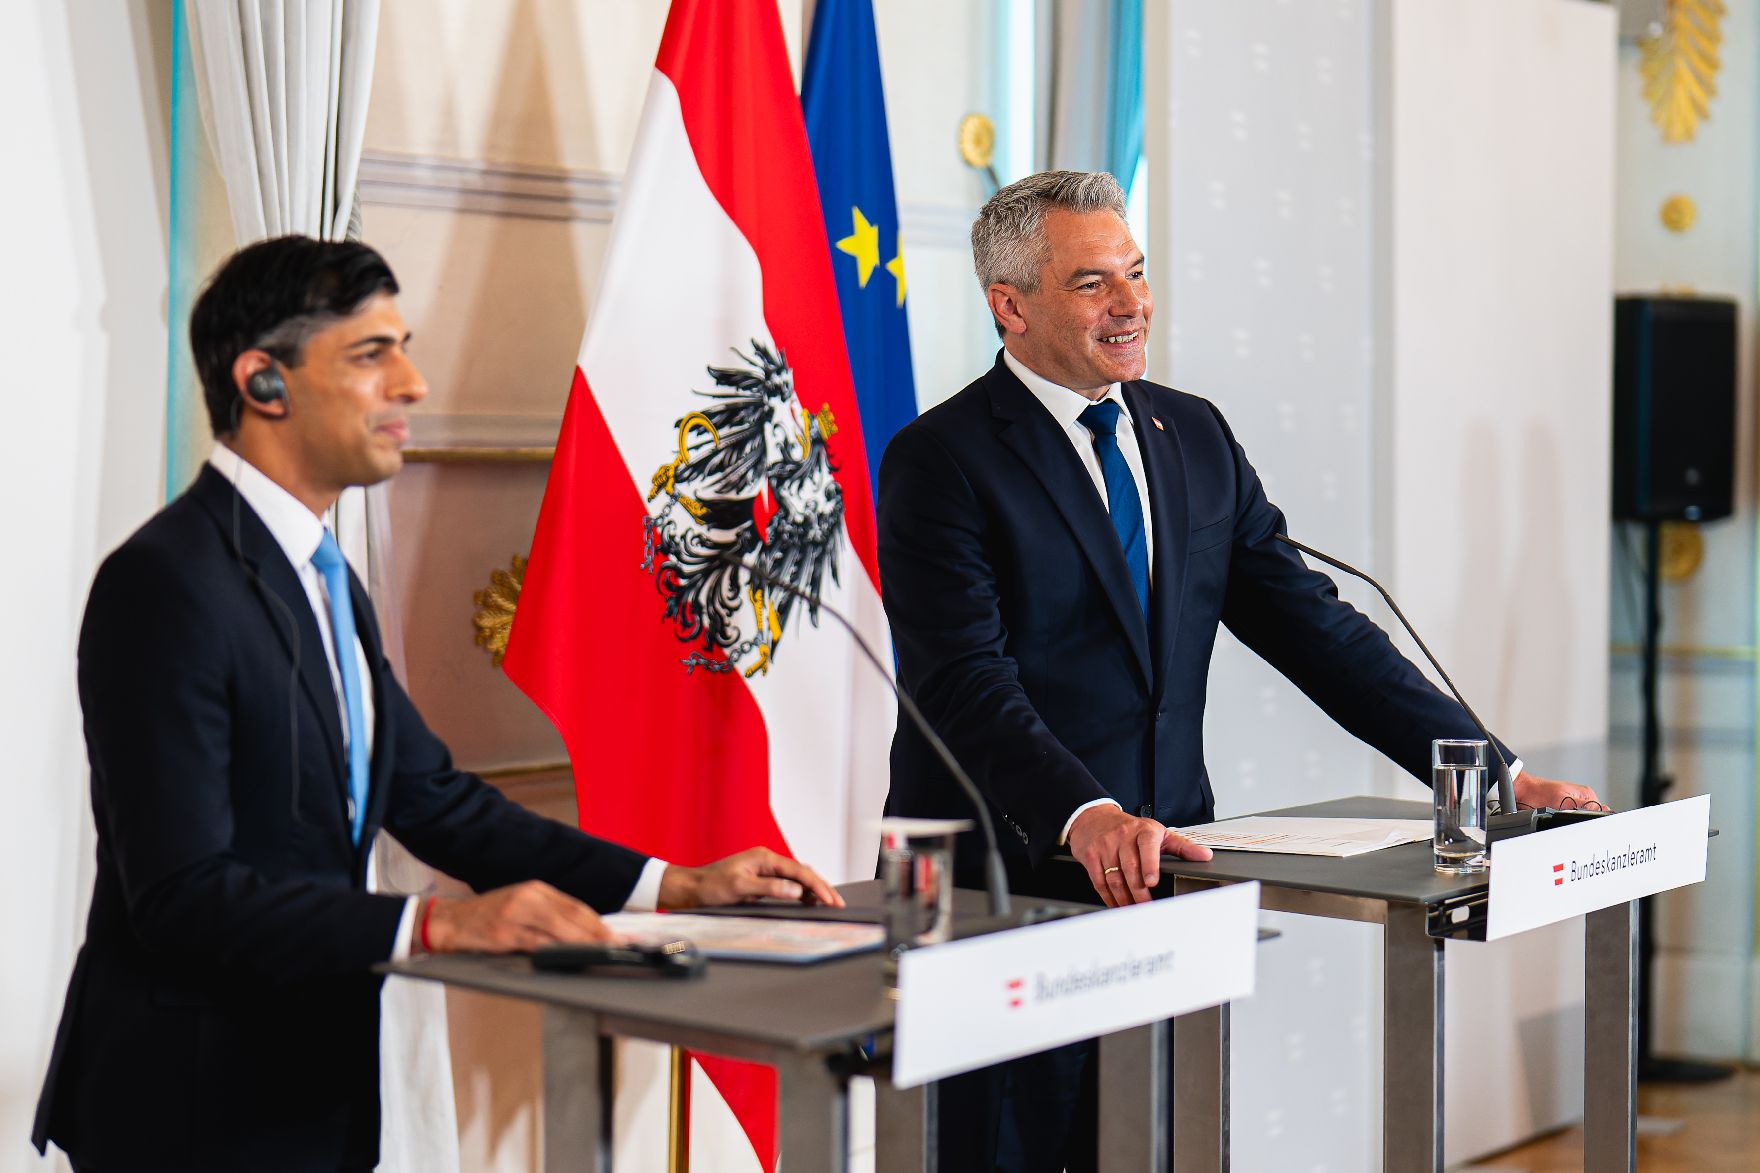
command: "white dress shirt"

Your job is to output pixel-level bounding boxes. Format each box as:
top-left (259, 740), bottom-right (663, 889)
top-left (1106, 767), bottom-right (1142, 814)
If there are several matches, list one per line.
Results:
top-left (1003, 349), bottom-right (1155, 579)
top-left (209, 449), bottom-right (666, 959)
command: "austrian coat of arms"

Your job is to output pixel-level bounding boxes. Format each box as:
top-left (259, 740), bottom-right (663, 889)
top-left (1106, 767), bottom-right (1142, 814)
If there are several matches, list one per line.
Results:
top-left (642, 340), bottom-right (845, 677)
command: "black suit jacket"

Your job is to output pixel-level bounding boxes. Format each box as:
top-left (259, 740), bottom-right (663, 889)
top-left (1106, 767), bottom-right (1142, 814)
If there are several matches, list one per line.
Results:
top-left (878, 355), bottom-right (1510, 894)
top-left (34, 465), bottom-right (649, 1172)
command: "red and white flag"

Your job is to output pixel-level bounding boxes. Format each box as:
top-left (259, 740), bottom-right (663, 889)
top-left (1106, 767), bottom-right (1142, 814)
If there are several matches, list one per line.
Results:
top-left (502, 1), bottom-right (893, 1167)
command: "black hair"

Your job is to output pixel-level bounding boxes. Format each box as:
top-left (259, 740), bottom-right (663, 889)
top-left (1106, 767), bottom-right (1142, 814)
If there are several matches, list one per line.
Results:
top-left (189, 235), bottom-right (400, 436)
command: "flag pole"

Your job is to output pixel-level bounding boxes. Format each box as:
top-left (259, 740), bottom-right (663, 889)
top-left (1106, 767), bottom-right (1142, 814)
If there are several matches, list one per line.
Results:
top-left (667, 1048), bottom-right (691, 1172)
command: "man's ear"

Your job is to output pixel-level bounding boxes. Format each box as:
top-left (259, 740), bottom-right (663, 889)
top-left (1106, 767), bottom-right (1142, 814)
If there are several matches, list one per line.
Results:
top-left (231, 350), bottom-right (289, 418)
top-left (986, 284), bottom-right (1030, 337)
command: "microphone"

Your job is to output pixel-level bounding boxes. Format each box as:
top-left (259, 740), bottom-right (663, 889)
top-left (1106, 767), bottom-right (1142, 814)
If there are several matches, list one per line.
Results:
top-left (724, 553), bottom-right (1012, 918)
top-left (1273, 532), bottom-right (1538, 841)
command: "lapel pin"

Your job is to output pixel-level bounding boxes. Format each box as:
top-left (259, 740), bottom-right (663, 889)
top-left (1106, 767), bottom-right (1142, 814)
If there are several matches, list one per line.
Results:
top-left (1151, 417), bottom-right (1165, 431)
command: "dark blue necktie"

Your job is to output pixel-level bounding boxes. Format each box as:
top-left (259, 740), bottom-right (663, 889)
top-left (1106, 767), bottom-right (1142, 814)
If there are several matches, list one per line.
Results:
top-left (1078, 400), bottom-right (1150, 623)
top-left (311, 531), bottom-right (370, 845)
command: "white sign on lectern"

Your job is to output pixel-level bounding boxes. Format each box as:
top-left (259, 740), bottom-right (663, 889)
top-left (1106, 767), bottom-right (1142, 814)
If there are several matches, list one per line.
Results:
top-left (1487, 794), bottom-right (1710, 941)
top-left (892, 881), bottom-right (1259, 1088)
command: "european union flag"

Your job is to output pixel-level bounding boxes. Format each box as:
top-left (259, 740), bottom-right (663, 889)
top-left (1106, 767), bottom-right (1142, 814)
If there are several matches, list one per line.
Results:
top-left (802, 0), bottom-right (917, 500)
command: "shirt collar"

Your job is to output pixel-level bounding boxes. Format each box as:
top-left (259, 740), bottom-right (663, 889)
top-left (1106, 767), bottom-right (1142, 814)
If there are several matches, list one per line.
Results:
top-left (207, 446), bottom-right (328, 571)
top-left (1001, 348), bottom-right (1130, 433)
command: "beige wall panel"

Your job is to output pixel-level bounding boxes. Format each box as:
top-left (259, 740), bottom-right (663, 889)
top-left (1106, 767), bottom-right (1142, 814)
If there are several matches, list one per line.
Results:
top-left (364, 203), bottom-right (606, 419)
top-left (446, 989), bottom-right (543, 1173)
top-left (872, 0), bottom-right (997, 210)
top-left (907, 240), bottom-right (999, 409)
top-left (367, 0), bottom-right (665, 171)
top-left (388, 462), bottom-right (566, 771)
top-left (368, 0), bottom-right (804, 171)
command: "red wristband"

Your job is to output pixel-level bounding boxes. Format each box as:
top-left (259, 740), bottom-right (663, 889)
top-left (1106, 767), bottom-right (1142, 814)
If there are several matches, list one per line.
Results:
top-left (418, 896), bottom-right (437, 954)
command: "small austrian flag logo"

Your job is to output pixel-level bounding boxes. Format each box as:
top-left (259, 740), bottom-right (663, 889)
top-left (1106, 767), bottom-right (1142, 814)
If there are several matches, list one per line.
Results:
top-left (1552, 863), bottom-right (1565, 887)
top-left (1005, 978), bottom-right (1024, 1009)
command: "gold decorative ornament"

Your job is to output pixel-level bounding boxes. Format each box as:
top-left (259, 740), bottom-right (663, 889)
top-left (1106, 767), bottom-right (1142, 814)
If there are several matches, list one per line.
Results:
top-left (1659, 521), bottom-right (1704, 581)
top-left (1638, 0), bottom-right (1725, 143)
top-left (472, 554), bottom-right (527, 668)
top-left (958, 113), bottom-right (995, 168)
top-left (1660, 194), bottom-right (1697, 233)
top-left (402, 446), bottom-right (553, 464)
top-left (958, 113), bottom-right (1002, 193)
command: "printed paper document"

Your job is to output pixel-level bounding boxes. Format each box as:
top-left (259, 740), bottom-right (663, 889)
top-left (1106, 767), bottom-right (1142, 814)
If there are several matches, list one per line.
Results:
top-left (1178, 816), bottom-right (1433, 858)
top-left (604, 912), bottom-right (883, 963)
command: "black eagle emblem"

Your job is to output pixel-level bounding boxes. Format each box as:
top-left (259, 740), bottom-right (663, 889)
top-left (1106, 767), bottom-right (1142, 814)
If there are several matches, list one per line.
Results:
top-left (641, 340), bottom-right (845, 676)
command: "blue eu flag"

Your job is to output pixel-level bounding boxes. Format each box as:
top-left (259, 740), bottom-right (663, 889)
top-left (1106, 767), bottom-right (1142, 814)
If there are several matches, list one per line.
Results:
top-left (802, 0), bottom-right (917, 500)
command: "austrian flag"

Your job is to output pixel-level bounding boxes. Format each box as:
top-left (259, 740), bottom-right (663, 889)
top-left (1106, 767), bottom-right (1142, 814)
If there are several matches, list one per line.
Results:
top-left (502, 0), bottom-right (894, 1168)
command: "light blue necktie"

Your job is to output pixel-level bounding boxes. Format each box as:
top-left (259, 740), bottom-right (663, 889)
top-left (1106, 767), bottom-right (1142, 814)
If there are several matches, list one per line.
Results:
top-left (1078, 400), bottom-right (1151, 624)
top-left (311, 530), bottom-right (369, 846)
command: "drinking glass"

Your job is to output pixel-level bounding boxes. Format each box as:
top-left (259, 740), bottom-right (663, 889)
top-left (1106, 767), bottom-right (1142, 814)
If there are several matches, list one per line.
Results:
top-left (877, 817), bottom-right (970, 984)
top-left (1433, 739), bottom-right (1490, 874)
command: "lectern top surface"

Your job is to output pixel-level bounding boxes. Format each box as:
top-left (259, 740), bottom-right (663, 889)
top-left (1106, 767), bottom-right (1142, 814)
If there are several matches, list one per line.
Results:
top-left (385, 946), bottom-right (896, 1054)
top-left (378, 884), bottom-right (1020, 1056)
top-left (1152, 795), bottom-right (1488, 906)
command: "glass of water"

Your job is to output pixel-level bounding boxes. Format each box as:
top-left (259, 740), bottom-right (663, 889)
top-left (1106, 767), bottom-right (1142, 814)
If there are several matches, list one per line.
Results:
top-left (877, 817), bottom-right (971, 985)
top-left (1433, 739), bottom-right (1490, 874)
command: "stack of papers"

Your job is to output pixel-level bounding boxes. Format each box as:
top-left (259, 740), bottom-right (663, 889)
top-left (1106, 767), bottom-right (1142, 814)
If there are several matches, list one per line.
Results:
top-left (1177, 817), bottom-right (1433, 858)
top-left (604, 912), bottom-right (883, 963)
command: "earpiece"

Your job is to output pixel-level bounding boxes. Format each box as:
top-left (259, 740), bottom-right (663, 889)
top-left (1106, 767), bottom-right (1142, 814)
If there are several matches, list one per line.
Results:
top-left (245, 367), bottom-right (288, 408)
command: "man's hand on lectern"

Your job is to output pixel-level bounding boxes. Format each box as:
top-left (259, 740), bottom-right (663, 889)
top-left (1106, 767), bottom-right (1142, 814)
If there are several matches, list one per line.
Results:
top-left (1513, 771), bottom-right (1606, 812)
top-left (423, 880), bottom-right (618, 953)
top-left (656, 847), bottom-right (844, 910)
top-left (1068, 805), bottom-right (1213, 908)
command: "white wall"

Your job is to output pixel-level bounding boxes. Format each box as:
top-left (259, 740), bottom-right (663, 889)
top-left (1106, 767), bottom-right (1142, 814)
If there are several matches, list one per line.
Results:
top-left (1146, 0), bottom-right (1614, 1167)
top-left (1144, 2), bottom-right (1384, 1166)
top-left (0, 3), bottom-right (171, 1171)
top-left (1609, 1), bottom-right (1760, 1064)
top-left (1380, 2), bottom-right (1615, 1163)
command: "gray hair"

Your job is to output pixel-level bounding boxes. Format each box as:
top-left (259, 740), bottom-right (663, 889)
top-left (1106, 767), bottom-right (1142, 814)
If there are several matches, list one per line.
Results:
top-left (253, 309), bottom-right (352, 366)
top-left (971, 170), bottom-right (1129, 293)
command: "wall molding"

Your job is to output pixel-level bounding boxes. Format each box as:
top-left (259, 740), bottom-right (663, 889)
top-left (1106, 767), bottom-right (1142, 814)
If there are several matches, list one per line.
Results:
top-left (359, 151), bottom-right (619, 223)
top-left (475, 761), bottom-right (576, 818)
top-left (900, 200), bottom-right (978, 249)
top-left (358, 149), bottom-right (977, 247)
top-left (405, 411), bottom-right (558, 449)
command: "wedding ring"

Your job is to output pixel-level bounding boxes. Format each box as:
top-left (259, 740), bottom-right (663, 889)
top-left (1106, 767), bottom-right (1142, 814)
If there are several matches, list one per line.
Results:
top-left (1103, 866), bottom-right (1122, 876)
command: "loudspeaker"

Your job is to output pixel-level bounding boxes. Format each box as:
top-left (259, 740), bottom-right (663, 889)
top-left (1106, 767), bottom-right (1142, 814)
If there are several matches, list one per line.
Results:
top-left (1612, 295), bottom-right (1737, 522)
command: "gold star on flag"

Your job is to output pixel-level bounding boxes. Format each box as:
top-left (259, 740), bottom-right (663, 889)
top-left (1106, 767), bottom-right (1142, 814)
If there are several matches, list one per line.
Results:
top-left (885, 238), bottom-right (906, 307)
top-left (836, 206), bottom-right (880, 287)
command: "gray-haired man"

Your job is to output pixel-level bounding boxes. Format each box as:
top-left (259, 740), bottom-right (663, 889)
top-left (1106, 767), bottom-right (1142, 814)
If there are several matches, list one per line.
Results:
top-left (876, 170), bottom-right (1595, 1171)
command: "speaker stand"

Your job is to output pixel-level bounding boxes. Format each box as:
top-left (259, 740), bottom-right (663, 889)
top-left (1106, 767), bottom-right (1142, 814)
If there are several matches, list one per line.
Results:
top-left (1635, 519), bottom-right (1733, 1085)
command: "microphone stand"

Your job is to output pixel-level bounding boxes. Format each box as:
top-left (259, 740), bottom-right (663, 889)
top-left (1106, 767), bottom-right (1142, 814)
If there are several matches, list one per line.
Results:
top-left (726, 555), bottom-right (1011, 919)
top-left (1273, 533), bottom-right (1539, 841)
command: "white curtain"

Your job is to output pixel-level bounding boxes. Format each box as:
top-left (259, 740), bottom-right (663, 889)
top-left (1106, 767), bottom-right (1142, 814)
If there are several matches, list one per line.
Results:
top-left (183, 5), bottom-right (460, 1172)
top-left (186, 0), bottom-right (376, 241)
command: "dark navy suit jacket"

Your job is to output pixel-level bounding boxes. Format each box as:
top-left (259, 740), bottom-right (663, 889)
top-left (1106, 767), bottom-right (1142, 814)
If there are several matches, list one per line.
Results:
top-left (879, 355), bottom-right (1509, 894)
top-left (34, 465), bottom-right (649, 1172)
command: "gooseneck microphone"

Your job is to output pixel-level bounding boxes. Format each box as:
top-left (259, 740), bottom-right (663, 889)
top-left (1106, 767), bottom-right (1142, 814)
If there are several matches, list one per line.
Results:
top-left (1273, 532), bottom-right (1536, 838)
top-left (724, 553), bottom-right (1012, 918)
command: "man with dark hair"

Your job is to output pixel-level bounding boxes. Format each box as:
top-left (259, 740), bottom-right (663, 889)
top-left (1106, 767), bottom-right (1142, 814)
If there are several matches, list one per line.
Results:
top-left (879, 172), bottom-right (1601, 1171)
top-left (33, 235), bottom-right (839, 1172)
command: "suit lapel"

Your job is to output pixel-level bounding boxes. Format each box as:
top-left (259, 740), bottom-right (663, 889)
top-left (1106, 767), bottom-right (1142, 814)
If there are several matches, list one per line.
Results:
top-left (988, 362), bottom-right (1152, 685)
top-left (191, 467), bottom-right (348, 795)
top-left (1123, 381), bottom-right (1190, 697)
